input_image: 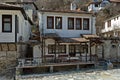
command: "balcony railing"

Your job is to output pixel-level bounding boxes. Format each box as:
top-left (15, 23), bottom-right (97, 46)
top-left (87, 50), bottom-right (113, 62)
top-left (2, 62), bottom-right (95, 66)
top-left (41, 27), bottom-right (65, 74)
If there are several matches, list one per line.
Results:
top-left (17, 55), bottom-right (97, 68)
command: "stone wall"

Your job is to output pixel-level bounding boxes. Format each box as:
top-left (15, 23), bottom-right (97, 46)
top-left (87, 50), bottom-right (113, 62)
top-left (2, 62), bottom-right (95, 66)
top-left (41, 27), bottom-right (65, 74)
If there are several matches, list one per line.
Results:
top-left (92, 40), bottom-right (120, 60)
top-left (0, 43), bottom-right (27, 76)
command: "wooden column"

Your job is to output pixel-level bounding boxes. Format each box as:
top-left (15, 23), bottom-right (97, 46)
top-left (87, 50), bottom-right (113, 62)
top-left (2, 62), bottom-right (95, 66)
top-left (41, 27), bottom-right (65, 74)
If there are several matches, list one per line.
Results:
top-left (66, 44), bottom-right (69, 55)
top-left (54, 40), bottom-right (57, 63)
top-left (89, 40), bottom-right (92, 61)
top-left (76, 64), bottom-right (79, 71)
top-left (50, 66), bottom-right (53, 73)
top-left (102, 45), bottom-right (104, 59)
top-left (41, 37), bottom-right (44, 63)
top-left (79, 43), bottom-right (82, 61)
top-left (85, 43), bottom-right (88, 62)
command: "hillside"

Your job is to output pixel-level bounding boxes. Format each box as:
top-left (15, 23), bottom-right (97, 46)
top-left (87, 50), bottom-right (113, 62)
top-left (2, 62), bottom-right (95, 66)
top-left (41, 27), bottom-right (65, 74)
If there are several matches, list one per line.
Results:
top-left (35, 0), bottom-right (91, 10)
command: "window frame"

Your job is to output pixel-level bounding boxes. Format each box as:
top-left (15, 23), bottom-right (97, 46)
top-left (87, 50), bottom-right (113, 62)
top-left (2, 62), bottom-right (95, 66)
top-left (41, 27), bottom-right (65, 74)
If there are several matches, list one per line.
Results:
top-left (107, 20), bottom-right (111, 27)
top-left (47, 16), bottom-right (54, 29)
top-left (48, 45), bottom-right (66, 54)
top-left (83, 18), bottom-right (89, 30)
top-left (48, 45), bottom-right (55, 54)
top-left (15, 15), bottom-right (19, 33)
top-left (2, 15), bottom-right (12, 32)
top-left (55, 17), bottom-right (62, 29)
top-left (95, 4), bottom-right (99, 7)
top-left (68, 17), bottom-right (74, 30)
top-left (59, 45), bottom-right (66, 53)
top-left (69, 45), bottom-right (76, 57)
top-left (76, 18), bottom-right (82, 30)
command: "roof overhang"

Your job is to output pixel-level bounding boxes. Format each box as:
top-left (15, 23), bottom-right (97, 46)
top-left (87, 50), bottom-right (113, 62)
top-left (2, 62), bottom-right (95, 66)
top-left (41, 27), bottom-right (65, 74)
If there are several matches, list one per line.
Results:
top-left (39, 10), bottom-right (92, 15)
top-left (59, 38), bottom-right (89, 43)
top-left (82, 34), bottom-right (100, 39)
top-left (0, 3), bottom-right (33, 25)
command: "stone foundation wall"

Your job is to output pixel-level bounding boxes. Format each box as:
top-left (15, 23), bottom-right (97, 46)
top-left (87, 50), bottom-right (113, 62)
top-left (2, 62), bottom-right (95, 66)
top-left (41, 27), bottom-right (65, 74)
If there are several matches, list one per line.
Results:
top-left (0, 43), bottom-right (27, 76)
top-left (92, 40), bottom-right (120, 59)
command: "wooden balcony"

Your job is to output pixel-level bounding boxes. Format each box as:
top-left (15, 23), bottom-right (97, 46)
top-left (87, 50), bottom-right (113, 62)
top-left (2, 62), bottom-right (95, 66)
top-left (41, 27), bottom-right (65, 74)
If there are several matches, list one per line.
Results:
top-left (17, 55), bottom-right (97, 68)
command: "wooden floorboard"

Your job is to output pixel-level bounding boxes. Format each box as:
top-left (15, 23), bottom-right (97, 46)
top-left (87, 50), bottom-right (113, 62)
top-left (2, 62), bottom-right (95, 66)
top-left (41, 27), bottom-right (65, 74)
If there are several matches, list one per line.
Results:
top-left (16, 62), bottom-right (95, 69)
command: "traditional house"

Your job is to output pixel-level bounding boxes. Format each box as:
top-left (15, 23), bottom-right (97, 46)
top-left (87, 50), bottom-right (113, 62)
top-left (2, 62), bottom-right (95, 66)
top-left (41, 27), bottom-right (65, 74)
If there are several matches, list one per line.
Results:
top-left (110, 0), bottom-right (120, 6)
top-left (98, 14), bottom-right (120, 61)
top-left (101, 14), bottom-right (120, 37)
top-left (0, 3), bottom-right (33, 59)
top-left (32, 8), bottom-right (97, 64)
top-left (6, 1), bottom-right (38, 22)
top-left (0, 3), bottom-right (33, 42)
top-left (15, 8), bottom-right (98, 75)
top-left (87, 0), bottom-right (110, 12)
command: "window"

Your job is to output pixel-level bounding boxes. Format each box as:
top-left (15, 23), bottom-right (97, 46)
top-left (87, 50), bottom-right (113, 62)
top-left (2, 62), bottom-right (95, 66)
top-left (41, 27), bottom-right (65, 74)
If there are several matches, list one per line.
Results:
top-left (69, 44), bottom-right (88, 57)
top-left (95, 4), bottom-right (99, 7)
top-left (69, 45), bottom-right (76, 57)
top-left (83, 18), bottom-right (89, 30)
top-left (79, 44), bottom-right (88, 54)
top-left (55, 17), bottom-right (62, 29)
top-left (108, 20), bottom-right (111, 27)
top-left (117, 17), bottom-right (119, 20)
top-left (48, 45), bottom-right (55, 54)
top-left (59, 45), bottom-right (66, 53)
top-left (2, 15), bottom-right (12, 32)
top-left (48, 45), bottom-right (66, 54)
top-left (68, 18), bottom-right (74, 29)
top-left (47, 16), bottom-right (54, 29)
top-left (76, 18), bottom-right (82, 30)
top-left (76, 45), bottom-right (80, 54)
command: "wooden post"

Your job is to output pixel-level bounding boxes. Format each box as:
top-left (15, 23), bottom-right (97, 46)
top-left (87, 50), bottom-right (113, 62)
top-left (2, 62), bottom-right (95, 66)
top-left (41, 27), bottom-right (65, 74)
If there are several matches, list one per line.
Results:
top-left (76, 64), bottom-right (79, 71)
top-left (102, 45), bottom-right (104, 59)
top-left (41, 37), bottom-right (44, 63)
top-left (43, 37), bottom-right (45, 63)
top-left (79, 43), bottom-right (82, 61)
top-left (54, 40), bottom-right (57, 63)
top-left (85, 43), bottom-right (88, 62)
top-left (90, 40), bottom-right (92, 61)
top-left (50, 66), bottom-right (53, 73)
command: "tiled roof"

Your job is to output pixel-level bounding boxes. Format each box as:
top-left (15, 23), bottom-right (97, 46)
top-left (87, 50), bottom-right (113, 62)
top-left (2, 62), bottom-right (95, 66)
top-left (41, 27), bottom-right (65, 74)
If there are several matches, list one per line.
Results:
top-left (87, 1), bottom-right (101, 6)
top-left (60, 38), bottom-right (89, 43)
top-left (44, 33), bottom-right (60, 38)
top-left (82, 34), bottom-right (99, 39)
top-left (0, 3), bottom-right (27, 19)
top-left (0, 3), bottom-right (21, 9)
top-left (0, 3), bottom-right (33, 24)
top-left (6, 1), bottom-right (38, 10)
top-left (40, 10), bottom-right (92, 14)
top-left (110, 0), bottom-right (120, 2)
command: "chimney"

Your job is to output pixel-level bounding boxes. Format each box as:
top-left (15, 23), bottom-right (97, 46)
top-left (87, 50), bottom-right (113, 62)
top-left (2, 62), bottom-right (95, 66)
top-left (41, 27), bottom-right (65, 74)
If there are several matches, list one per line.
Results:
top-left (70, 2), bottom-right (77, 10)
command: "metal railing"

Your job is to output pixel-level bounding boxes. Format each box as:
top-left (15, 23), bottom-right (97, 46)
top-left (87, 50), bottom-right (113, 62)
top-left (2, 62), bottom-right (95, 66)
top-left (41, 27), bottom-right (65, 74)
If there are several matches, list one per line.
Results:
top-left (17, 55), bottom-right (97, 68)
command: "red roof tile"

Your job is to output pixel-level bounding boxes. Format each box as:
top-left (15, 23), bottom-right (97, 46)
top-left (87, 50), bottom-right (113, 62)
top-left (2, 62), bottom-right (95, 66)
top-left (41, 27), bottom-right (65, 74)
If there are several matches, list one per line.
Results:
top-left (40, 10), bottom-right (92, 14)
top-left (110, 0), bottom-right (120, 3)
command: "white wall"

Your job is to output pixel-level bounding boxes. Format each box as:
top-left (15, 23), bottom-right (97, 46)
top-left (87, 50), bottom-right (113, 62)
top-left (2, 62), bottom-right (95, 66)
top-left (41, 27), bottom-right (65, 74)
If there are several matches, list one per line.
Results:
top-left (33, 45), bottom-right (41, 58)
top-left (88, 4), bottom-right (101, 12)
top-left (39, 12), bottom-right (96, 38)
top-left (101, 15), bottom-right (120, 33)
top-left (0, 10), bottom-right (31, 42)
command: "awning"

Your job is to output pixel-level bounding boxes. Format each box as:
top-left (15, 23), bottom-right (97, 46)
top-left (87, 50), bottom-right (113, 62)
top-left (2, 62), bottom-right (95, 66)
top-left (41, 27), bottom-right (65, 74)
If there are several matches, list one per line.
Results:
top-left (82, 34), bottom-right (99, 39)
top-left (59, 38), bottom-right (89, 43)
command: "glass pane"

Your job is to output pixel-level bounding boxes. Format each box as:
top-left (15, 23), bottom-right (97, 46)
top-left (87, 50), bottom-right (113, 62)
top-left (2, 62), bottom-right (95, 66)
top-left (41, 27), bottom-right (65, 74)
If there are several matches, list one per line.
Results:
top-left (68, 18), bottom-right (74, 29)
top-left (56, 17), bottom-right (61, 29)
top-left (48, 17), bottom-right (53, 28)
top-left (4, 18), bottom-right (10, 22)
top-left (83, 19), bottom-right (89, 30)
top-left (76, 19), bottom-right (81, 29)
top-left (4, 23), bottom-right (11, 31)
